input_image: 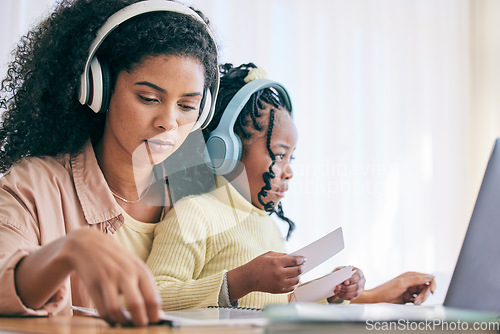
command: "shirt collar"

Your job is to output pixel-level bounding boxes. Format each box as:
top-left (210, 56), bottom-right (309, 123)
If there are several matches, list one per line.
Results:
top-left (70, 140), bottom-right (122, 225)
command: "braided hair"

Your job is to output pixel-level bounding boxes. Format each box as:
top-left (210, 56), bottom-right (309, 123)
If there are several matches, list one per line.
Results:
top-left (205, 63), bottom-right (295, 240)
top-left (0, 0), bottom-right (218, 173)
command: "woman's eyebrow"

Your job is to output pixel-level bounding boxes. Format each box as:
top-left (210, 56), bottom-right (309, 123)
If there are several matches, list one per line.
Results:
top-left (183, 92), bottom-right (203, 97)
top-left (135, 81), bottom-right (165, 93)
top-left (134, 81), bottom-right (203, 97)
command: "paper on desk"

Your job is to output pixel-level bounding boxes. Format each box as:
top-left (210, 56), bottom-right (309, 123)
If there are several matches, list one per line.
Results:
top-left (289, 227), bottom-right (344, 275)
top-left (291, 265), bottom-right (355, 302)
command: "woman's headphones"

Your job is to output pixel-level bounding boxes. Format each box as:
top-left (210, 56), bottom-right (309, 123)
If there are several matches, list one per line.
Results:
top-left (204, 78), bottom-right (292, 175)
top-left (77, 0), bottom-right (219, 131)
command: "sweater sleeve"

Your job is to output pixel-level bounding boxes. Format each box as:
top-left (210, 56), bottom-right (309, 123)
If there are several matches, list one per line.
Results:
top-left (146, 197), bottom-right (224, 311)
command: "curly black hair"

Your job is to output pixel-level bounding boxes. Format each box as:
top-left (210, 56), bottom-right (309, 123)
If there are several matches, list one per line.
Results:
top-left (205, 62), bottom-right (296, 240)
top-left (0, 0), bottom-right (218, 173)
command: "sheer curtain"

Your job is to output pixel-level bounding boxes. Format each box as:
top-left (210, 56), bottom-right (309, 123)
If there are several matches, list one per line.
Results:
top-left (184, 0), bottom-right (500, 304)
top-left (2, 0), bottom-right (499, 305)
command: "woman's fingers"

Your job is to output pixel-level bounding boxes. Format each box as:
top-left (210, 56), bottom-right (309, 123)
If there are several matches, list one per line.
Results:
top-left (67, 230), bottom-right (160, 326)
top-left (121, 279), bottom-right (149, 327)
top-left (138, 273), bottom-right (162, 324)
top-left (100, 282), bottom-right (131, 326)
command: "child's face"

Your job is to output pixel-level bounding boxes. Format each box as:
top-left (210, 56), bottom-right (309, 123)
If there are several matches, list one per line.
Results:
top-left (240, 106), bottom-right (297, 210)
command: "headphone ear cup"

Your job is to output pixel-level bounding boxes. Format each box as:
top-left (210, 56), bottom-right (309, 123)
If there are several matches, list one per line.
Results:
top-left (87, 57), bottom-right (111, 113)
top-left (99, 59), bottom-right (112, 113)
top-left (220, 130), bottom-right (243, 175)
top-left (204, 134), bottom-right (226, 174)
top-left (204, 130), bottom-right (243, 175)
top-left (234, 134), bottom-right (243, 170)
top-left (191, 89), bottom-right (212, 132)
top-left (87, 57), bottom-right (103, 113)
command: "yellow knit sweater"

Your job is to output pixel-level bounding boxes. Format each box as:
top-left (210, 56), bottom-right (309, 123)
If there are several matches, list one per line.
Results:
top-left (146, 176), bottom-right (289, 311)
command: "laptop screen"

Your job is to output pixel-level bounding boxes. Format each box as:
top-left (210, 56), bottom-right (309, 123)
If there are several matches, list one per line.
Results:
top-left (444, 138), bottom-right (500, 312)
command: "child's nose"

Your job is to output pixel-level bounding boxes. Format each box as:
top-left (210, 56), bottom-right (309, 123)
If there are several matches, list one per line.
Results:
top-left (283, 163), bottom-right (293, 179)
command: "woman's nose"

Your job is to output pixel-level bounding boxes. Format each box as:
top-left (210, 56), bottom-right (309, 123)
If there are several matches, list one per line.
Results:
top-left (154, 106), bottom-right (178, 131)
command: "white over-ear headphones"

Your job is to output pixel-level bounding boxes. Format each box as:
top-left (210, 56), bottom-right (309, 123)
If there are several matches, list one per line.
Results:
top-left (77, 0), bottom-right (219, 131)
top-left (204, 78), bottom-right (292, 175)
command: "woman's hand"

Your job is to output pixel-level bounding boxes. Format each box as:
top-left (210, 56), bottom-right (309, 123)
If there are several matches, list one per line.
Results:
top-left (63, 229), bottom-right (161, 326)
top-left (327, 267), bottom-right (365, 303)
top-left (352, 271), bottom-right (435, 304)
top-left (227, 251), bottom-right (306, 302)
top-left (15, 228), bottom-right (161, 327)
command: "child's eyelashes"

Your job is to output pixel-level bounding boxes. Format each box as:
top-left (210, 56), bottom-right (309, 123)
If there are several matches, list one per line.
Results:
top-left (275, 153), bottom-right (296, 163)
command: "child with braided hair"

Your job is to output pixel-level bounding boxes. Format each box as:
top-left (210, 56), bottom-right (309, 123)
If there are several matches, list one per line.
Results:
top-left (146, 63), bottom-right (435, 311)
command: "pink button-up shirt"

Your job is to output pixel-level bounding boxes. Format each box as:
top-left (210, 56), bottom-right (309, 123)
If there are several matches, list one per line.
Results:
top-left (0, 141), bottom-right (124, 316)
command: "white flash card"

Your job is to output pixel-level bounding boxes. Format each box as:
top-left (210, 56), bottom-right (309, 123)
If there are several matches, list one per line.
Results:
top-left (292, 265), bottom-right (355, 302)
top-left (289, 227), bottom-right (345, 275)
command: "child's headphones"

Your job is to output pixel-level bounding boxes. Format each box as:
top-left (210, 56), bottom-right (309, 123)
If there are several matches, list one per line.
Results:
top-left (204, 78), bottom-right (292, 175)
top-left (77, 0), bottom-right (219, 131)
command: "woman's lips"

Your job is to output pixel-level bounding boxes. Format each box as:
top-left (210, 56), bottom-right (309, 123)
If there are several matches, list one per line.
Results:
top-left (146, 140), bottom-right (175, 153)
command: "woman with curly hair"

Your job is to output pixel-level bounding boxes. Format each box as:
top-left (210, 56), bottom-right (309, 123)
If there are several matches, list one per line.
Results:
top-left (0, 0), bottom-right (218, 326)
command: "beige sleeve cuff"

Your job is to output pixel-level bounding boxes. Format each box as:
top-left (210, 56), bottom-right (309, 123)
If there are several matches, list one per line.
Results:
top-left (0, 248), bottom-right (70, 316)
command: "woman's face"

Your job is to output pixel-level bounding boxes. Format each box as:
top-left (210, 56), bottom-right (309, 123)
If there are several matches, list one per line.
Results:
top-left (239, 106), bottom-right (297, 210)
top-left (101, 55), bottom-right (205, 168)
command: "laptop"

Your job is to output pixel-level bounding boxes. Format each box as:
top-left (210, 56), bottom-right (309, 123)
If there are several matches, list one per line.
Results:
top-left (443, 137), bottom-right (500, 312)
top-left (265, 138), bottom-right (500, 323)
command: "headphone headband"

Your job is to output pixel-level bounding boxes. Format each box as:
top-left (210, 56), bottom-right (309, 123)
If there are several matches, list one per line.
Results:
top-left (205, 78), bottom-right (293, 175)
top-left (78, 0), bottom-right (219, 130)
top-left (215, 79), bottom-right (292, 133)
